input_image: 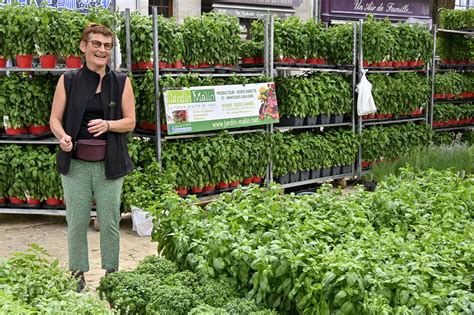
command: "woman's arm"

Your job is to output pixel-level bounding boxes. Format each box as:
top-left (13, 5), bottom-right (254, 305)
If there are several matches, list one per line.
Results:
top-left (50, 75), bottom-right (73, 152)
top-left (88, 77), bottom-right (136, 136)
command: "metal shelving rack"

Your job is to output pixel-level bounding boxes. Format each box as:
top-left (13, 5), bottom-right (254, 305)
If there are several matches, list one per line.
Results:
top-left (125, 8), bottom-right (272, 184)
top-left (356, 19), bottom-right (432, 178)
top-left (269, 21), bottom-right (359, 188)
top-left (429, 26), bottom-right (474, 132)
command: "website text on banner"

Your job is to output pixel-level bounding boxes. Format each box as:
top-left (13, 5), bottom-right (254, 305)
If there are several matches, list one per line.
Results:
top-left (164, 82), bottom-right (279, 135)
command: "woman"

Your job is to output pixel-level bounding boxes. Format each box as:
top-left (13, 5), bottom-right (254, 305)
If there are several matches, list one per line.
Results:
top-left (50, 23), bottom-right (135, 292)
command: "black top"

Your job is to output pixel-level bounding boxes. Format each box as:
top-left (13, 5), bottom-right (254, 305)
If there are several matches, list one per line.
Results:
top-left (77, 92), bottom-right (107, 140)
top-left (57, 63), bottom-right (133, 179)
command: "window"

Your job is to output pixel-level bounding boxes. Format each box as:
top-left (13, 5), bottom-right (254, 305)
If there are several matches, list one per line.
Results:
top-left (148, 0), bottom-right (172, 16)
top-left (455, 0), bottom-right (473, 9)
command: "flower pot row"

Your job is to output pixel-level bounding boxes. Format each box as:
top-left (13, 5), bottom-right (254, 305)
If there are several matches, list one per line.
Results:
top-left (131, 60), bottom-right (237, 70)
top-left (433, 118), bottom-right (474, 127)
top-left (3, 124), bottom-right (51, 136)
top-left (0, 55), bottom-right (82, 69)
top-left (440, 59), bottom-right (474, 65)
top-left (361, 109), bottom-right (424, 120)
top-left (275, 164), bottom-right (353, 184)
top-left (279, 114), bottom-right (345, 127)
top-left (363, 60), bottom-right (424, 68)
top-left (274, 57), bottom-right (328, 65)
top-left (176, 176), bottom-right (263, 196)
top-left (0, 196), bottom-right (64, 206)
top-left (434, 92), bottom-right (474, 99)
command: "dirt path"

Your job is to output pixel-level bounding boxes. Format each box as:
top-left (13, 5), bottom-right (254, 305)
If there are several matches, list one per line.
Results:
top-left (0, 213), bottom-right (157, 290)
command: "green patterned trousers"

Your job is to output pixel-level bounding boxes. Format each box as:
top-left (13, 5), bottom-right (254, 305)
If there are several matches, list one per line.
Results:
top-left (61, 159), bottom-right (124, 272)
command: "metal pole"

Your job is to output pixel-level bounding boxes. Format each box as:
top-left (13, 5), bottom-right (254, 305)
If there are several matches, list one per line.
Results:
top-left (125, 9), bottom-right (132, 74)
top-left (264, 14), bottom-right (269, 77)
top-left (429, 24), bottom-right (437, 127)
top-left (357, 19), bottom-right (364, 179)
top-left (269, 14), bottom-right (274, 184)
top-left (152, 6), bottom-right (162, 169)
top-left (351, 22), bottom-right (357, 177)
top-left (110, 1), bottom-right (117, 70)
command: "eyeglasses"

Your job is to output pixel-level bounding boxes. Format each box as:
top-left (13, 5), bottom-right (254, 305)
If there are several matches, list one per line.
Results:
top-left (88, 40), bottom-right (113, 51)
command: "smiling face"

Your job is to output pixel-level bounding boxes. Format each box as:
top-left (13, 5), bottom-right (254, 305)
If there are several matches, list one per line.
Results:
top-left (80, 33), bottom-right (113, 73)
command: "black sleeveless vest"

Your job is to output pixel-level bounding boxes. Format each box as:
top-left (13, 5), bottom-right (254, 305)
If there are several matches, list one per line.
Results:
top-left (56, 64), bottom-right (133, 179)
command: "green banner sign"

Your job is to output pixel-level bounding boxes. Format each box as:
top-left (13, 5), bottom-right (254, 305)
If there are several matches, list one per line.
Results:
top-left (164, 82), bottom-right (279, 135)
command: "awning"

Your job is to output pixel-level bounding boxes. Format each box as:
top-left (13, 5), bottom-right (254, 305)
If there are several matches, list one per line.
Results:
top-left (212, 3), bottom-right (295, 19)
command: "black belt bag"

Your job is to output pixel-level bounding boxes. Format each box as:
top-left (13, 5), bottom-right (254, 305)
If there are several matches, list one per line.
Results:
top-left (73, 139), bottom-right (107, 161)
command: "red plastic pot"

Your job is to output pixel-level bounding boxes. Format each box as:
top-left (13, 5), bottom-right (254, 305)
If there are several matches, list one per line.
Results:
top-left (385, 61), bottom-right (394, 67)
top-left (256, 56), bottom-right (264, 64)
top-left (40, 55), bottom-right (56, 68)
top-left (361, 161), bottom-right (370, 168)
top-left (16, 54), bottom-right (33, 68)
top-left (368, 114), bottom-right (376, 119)
top-left (203, 184), bottom-right (215, 192)
top-left (385, 113), bottom-right (393, 119)
top-left (9, 197), bottom-right (25, 205)
top-left (160, 124), bottom-right (167, 132)
top-left (0, 57), bottom-right (6, 68)
top-left (5, 127), bottom-right (27, 135)
top-left (214, 63), bottom-right (224, 68)
top-left (446, 93), bottom-right (455, 99)
top-left (66, 55), bottom-right (82, 68)
top-left (176, 187), bottom-right (188, 196)
top-left (131, 63), bottom-right (139, 70)
top-left (393, 61), bottom-right (403, 67)
top-left (378, 61), bottom-right (386, 67)
top-left (199, 63), bottom-right (211, 68)
top-left (296, 58), bottom-right (306, 64)
top-left (307, 58), bottom-right (319, 64)
top-left (401, 61), bottom-right (408, 67)
top-left (0, 197), bottom-right (5, 204)
top-left (228, 180), bottom-right (240, 188)
top-left (137, 61), bottom-right (153, 69)
top-left (187, 64), bottom-right (198, 69)
top-left (434, 94), bottom-right (443, 99)
top-left (251, 176), bottom-right (262, 183)
top-left (242, 177), bottom-right (253, 185)
top-left (217, 182), bottom-right (229, 189)
top-left (448, 119), bottom-right (457, 125)
top-left (28, 125), bottom-right (47, 135)
top-left (417, 60), bottom-right (424, 66)
top-left (362, 60), bottom-right (369, 67)
top-left (174, 60), bottom-right (184, 68)
top-left (408, 60), bottom-right (417, 67)
top-left (369, 62), bottom-right (378, 67)
top-left (190, 187), bottom-right (203, 194)
top-left (285, 57), bottom-right (296, 63)
top-left (27, 198), bottom-right (41, 205)
top-left (242, 57), bottom-right (255, 64)
top-left (158, 61), bottom-right (167, 68)
top-left (45, 197), bottom-right (62, 206)
top-left (318, 58), bottom-right (327, 64)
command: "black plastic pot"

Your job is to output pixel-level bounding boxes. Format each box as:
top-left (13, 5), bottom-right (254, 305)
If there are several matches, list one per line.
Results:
top-left (300, 170), bottom-right (310, 181)
top-left (317, 114), bottom-right (331, 125)
top-left (290, 171), bottom-right (300, 183)
top-left (275, 174), bottom-right (290, 184)
top-left (304, 116), bottom-right (317, 125)
top-left (310, 169), bottom-right (321, 179)
top-left (321, 167), bottom-right (331, 177)
top-left (331, 115), bottom-right (344, 124)
top-left (341, 164), bottom-right (352, 174)
top-left (279, 116), bottom-right (304, 126)
top-left (331, 166), bottom-right (341, 176)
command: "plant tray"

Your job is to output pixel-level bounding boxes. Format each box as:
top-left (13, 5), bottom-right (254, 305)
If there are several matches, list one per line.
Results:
top-left (158, 68), bottom-right (188, 73)
top-left (4, 203), bottom-right (33, 209)
top-left (438, 64), bottom-right (474, 70)
top-left (0, 131), bottom-right (52, 140)
top-left (188, 68), bottom-right (216, 73)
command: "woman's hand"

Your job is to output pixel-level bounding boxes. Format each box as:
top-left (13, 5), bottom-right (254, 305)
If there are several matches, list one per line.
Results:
top-left (60, 134), bottom-right (73, 152)
top-left (87, 119), bottom-right (109, 137)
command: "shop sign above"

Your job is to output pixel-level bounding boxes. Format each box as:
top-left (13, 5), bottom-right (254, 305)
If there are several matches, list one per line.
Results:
top-left (214, 0), bottom-right (303, 8)
top-left (321, 0), bottom-right (431, 22)
top-left (0, 0), bottom-right (112, 12)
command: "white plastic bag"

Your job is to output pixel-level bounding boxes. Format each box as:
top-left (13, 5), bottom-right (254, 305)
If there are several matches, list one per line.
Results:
top-left (131, 206), bottom-right (153, 237)
top-left (356, 70), bottom-right (377, 116)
